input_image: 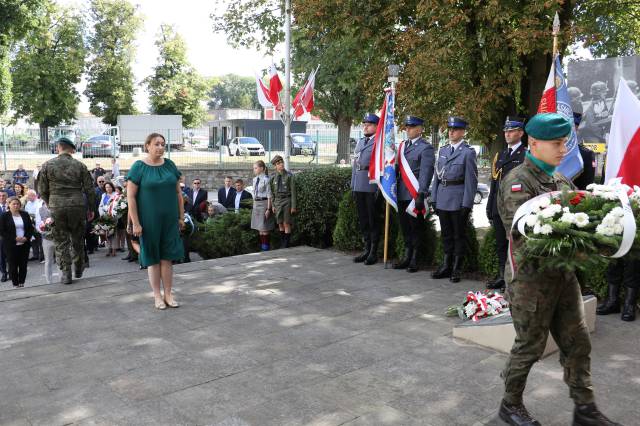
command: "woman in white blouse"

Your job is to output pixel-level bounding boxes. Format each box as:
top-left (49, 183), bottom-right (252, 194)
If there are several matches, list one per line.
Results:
top-left (250, 160), bottom-right (274, 250)
top-left (0, 197), bottom-right (35, 287)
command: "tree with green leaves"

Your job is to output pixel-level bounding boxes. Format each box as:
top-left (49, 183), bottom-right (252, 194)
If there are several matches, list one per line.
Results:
top-left (145, 24), bottom-right (208, 128)
top-left (208, 74), bottom-right (261, 110)
top-left (0, 0), bottom-right (46, 116)
top-left (10, 2), bottom-right (86, 143)
top-left (85, 0), bottom-right (141, 125)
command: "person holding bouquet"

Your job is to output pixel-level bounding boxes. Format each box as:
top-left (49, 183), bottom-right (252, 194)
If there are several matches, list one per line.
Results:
top-left (496, 113), bottom-right (620, 426)
top-left (36, 201), bottom-right (57, 284)
top-left (99, 182), bottom-right (118, 257)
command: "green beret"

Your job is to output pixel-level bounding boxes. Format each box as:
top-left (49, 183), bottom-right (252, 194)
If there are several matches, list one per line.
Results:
top-left (56, 136), bottom-right (76, 149)
top-left (525, 113), bottom-right (572, 140)
top-left (271, 155), bottom-right (284, 166)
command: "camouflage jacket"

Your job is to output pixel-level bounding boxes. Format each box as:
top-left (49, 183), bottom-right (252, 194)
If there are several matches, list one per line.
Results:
top-left (39, 153), bottom-right (95, 209)
top-left (497, 155), bottom-right (575, 283)
top-left (269, 170), bottom-right (297, 209)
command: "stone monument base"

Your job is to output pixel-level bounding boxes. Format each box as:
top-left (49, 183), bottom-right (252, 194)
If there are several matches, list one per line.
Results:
top-left (452, 295), bottom-right (597, 357)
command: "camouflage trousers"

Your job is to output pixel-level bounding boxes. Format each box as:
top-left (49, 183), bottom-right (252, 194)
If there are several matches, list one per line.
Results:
top-left (502, 273), bottom-right (595, 405)
top-left (51, 207), bottom-right (87, 273)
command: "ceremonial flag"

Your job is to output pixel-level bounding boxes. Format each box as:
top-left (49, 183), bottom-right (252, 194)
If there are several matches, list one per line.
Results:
top-left (538, 55), bottom-right (583, 179)
top-left (268, 64), bottom-right (283, 110)
top-left (369, 88), bottom-right (397, 210)
top-left (292, 66), bottom-right (318, 119)
top-left (605, 79), bottom-right (640, 186)
top-left (255, 74), bottom-right (273, 108)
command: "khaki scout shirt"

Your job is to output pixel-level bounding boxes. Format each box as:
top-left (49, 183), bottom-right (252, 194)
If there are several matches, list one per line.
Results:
top-left (497, 155), bottom-right (575, 283)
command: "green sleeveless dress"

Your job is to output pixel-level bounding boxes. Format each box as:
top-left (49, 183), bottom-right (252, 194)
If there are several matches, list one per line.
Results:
top-left (127, 159), bottom-right (184, 266)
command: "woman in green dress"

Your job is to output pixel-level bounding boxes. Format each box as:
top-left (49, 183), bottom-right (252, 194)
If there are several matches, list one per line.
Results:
top-left (127, 133), bottom-right (184, 310)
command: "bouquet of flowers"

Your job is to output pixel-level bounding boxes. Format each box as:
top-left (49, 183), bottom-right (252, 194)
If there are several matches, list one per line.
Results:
top-left (446, 290), bottom-right (509, 322)
top-left (516, 182), bottom-right (640, 272)
top-left (108, 195), bottom-right (128, 220)
top-left (181, 213), bottom-right (194, 237)
top-left (91, 215), bottom-right (116, 237)
top-left (39, 217), bottom-right (54, 237)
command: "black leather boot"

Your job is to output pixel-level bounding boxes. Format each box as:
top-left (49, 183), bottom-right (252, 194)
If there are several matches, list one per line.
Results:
top-left (596, 283), bottom-right (621, 315)
top-left (364, 241), bottom-right (378, 265)
top-left (61, 270), bottom-right (72, 285)
top-left (431, 254), bottom-right (452, 279)
top-left (573, 403), bottom-right (622, 426)
top-left (498, 400), bottom-right (541, 426)
top-left (450, 256), bottom-right (463, 283)
top-left (354, 240), bottom-right (371, 263)
top-left (621, 287), bottom-right (638, 322)
top-left (487, 270), bottom-right (506, 290)
top-left (406, 249), bottom-right (419, 272)
top-left (393, 247), bottom-right (412, 269)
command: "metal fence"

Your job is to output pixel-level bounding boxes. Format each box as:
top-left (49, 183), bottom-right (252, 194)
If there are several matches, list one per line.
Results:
top-left (0, 125), bottom-right (492, 173)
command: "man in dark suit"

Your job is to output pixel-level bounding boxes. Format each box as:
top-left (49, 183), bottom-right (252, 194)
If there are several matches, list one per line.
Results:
top-left (233, 179), bottom-right (253, 212)
top-left (0, 190), bottom-right (8, 282)
top-left (486, 116), bottom-right (527, 290)
top-left (184, 178), bottom-right (208, 221)
top-left (218, 176), bottom-right (237, 209)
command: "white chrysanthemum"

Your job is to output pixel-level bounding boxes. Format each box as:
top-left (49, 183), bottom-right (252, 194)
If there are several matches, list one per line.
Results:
top-left (574, 213), bottom-right (589, 228)
top-left (596, 224), bottom-right (615, 236)
top-left (538, 197), bottom-right (551, 209)
top-left (563, 207), bottom-right (570, 213)
top-left (540, 203), bottom-right (562, 219)
top-left (464, 302), bottom-right (477, 318)
top-left (560, 212), bottom-right (575, 224)
top-left (539, 224), bottom-right (553, 235)
top-left (601, 215), bottom-right (617, 227)
top-left (613, 223), bottom-right (624, 235)
top-left (609, 207), bottom-right (624, 218)
top-left (586, 183), bottom-right (597, 190)
top-left (525, 214), bottom-right (539, 228)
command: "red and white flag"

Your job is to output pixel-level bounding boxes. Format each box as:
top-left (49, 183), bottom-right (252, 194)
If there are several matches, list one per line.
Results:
top-left (255, 74), bottom-right (274, 108)
top-left (292, 67), bottom-right (318, 118)
top-left (605, 79), bottom-right (640, 186)
top-left (538, 57), bottom-right (556, 113)
top-left (268, 64), bottom-right (283, 110)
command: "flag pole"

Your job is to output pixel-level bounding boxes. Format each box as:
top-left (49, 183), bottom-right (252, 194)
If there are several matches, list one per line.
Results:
top-left (385, 65), bottom-right (399, 268)
top-left (283, 0), bottom-right (292, 170)
top-left (552, 12), bottom-right (560, 58)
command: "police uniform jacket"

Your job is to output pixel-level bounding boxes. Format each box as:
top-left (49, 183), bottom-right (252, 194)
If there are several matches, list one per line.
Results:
top-left (486, 143), bottom-right (526, 219)
top-left (351, 135), bottom-right (377, 193)
top-left (431, 142), bottom-right (478, 211)
top-left (396, 137), bottom-right (435, 201)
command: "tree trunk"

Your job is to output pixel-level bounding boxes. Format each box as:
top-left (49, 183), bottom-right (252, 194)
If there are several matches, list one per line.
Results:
top-left (39, 123), bottom-right (49, 148)
top-left (336, 115), bottom-right (352, 163)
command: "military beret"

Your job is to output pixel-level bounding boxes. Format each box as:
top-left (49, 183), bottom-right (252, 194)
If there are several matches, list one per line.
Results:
top-left (56, 136), bottom-right (76, 149)
top-left (573, 112), bottom-right (583, 126)
top-left (404, 116), bottom-right (424, 126)
top-left (271, 155), bottom-right (284, 165)
top-left (525, 113), bottom-right (572, 140)
top-left (503, 116), bottom-right (526, 131)
top-left (447, 116), bottom-right (468, 129)
top-left (362, 113), bottom-right (380, 124)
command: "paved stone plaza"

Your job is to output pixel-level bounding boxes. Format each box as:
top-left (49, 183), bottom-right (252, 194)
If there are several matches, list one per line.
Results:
top-left (0, 247), bottom-right (636, 426)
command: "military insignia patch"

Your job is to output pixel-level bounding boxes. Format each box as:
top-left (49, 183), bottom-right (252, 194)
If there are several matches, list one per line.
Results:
top-left (511, 184), bottom-right (522, 192)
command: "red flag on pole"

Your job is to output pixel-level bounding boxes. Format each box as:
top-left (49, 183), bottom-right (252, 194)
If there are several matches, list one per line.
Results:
top-left (292, 67), bottom-right (317, 118)
top-left (268, 64), bottom-right (283, 110)
top-left (605, 79), bottom-right (640, 186)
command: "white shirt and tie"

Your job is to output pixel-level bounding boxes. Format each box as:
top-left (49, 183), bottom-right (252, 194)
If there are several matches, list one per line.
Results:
top-left (234, 191), bottom-right (244, 212)
top-left (449, 140), bottom-right (464, 154)
top-left (507, 141), bottom-right (522, 156)
top-left (192, 188), bottom-right (199, 205)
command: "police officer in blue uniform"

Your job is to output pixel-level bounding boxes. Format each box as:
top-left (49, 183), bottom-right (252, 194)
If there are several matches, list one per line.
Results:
top-left (486, 116), bottom-right (527, 290)
top-left (431, 116), bottom-right (478, 282)
top-left (351, 114), bottom-right (381, 265)
top-left (393, 116), bottom-right (435, 273)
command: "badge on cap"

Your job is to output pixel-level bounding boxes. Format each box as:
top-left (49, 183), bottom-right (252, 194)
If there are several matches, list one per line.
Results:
top-left (511, 183), bottom-right (522, 192)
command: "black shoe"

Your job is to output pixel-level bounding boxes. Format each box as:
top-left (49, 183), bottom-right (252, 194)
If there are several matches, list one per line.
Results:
top-left (621, 287), bottom-right (638, 322)
top-left (450, 256), bottom-right (463, 283)
top-left (122, 255), bottom-right (131, 261)
top-left (184, 258), bottom-right (192, 263)
top-left (406, 249), bottom-right (419, 273)
top-left (393, 247), bottom-right (412, 270)
top-left (74, 268), bottom-right (83, 279)
top-left (573, 403), bottom-right (622, 426)
top-left (1, 274), bottom-right (7, 283)
top-left (61, 270), bottom-right (72, 285)
top-left (596, 283), bottom-right (620, 315)
top-left (354, 240), bottom-right (371, 263)
top-left (364, 242), bottom-right (378, 266)
top-left (498, 400), bottom-right (540, 426)
top-left (432, 254), bottom-right (452, 279)
top-left (129, 257), bottom-right (138, 263)
top-left (140, 265), bottom-right (147, 270)
top-left (487, 276), bottom-right (506, 290)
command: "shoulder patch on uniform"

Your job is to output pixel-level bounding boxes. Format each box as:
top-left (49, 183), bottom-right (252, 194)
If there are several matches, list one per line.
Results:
top-left (511, 183), bottom-right (522, 192)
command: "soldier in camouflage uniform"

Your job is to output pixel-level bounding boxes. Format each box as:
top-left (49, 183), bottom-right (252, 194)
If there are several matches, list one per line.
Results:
top-left (39, 137), bottom-right (95, 284)
top-left (497, 113), bottom-right (620, 426)
top-left (269, 155), bottom-right (296, 249)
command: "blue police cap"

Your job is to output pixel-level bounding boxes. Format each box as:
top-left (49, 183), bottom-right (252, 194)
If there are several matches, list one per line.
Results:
top-left (503, 116), bottom-right (526, 131)
top-left (362, 113), bottom-right (380, 124)
top-left (404, 116), bottom-right (424, 127)
top-left (447, 116), bottom-right (468, 129)
top-left (56, 136), bottom-right (76, 150)
top-left (573, 112), bottom-right (582, 126)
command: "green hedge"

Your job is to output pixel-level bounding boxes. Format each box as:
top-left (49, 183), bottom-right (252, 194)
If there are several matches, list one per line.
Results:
top-left (293, 167), bottom-right (352, 247)
top-left (479, 226), bottom-right (499, 278)
top-left (332, 191), bottom-right (361, 251)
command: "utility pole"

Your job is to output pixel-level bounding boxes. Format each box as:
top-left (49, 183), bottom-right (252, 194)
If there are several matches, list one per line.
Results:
top-left (283, 0), bottom-right (292, 169)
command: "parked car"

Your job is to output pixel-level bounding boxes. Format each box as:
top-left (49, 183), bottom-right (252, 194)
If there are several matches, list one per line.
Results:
top-left (290, 133), bottom-right (316, 156)
top-left (227, 137), bottom-right (265, 156)
top-left (81, 135), bottom-right (120, 158)
top-left (475, 182), bottom-right (490, 204)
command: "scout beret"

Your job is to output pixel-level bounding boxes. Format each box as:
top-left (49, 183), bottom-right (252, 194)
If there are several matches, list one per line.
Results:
top-left (503, 116), bottom-right (526, 131)
top-left (447, 116), bottom-right (468, 129)
top-left (404, 116), bottom-right (424, 126)
top-left (362, 113), bottom-right (380, 124)
top-left (56, 136), bottom-right (76, 149)
top-left (271, 155), bottom-right (284, 165)
top-left (525, 113), bottom-right (572, 140)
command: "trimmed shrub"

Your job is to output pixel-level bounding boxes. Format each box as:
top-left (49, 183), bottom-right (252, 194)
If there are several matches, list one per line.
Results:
top-left (479, 226), bottom-right (499, 278)
top-left (333, 191), bottom-right (361, 251)
top-left (293, 167), bottom-right (352, 247)
top-left (579, 261), bottom-right (608, 299)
